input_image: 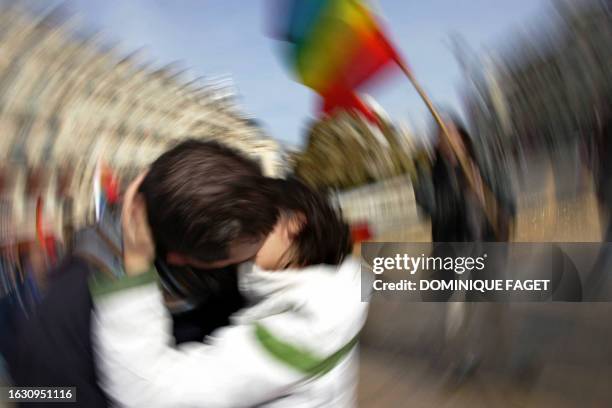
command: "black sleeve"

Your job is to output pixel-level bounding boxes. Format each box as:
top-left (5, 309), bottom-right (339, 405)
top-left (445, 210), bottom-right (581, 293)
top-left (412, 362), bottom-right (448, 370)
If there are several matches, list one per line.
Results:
top-left (8, 256), bottom-right (109, 407)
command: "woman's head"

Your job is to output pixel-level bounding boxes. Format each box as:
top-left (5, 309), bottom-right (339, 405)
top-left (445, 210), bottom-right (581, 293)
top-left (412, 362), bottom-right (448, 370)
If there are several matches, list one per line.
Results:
top-left (255, 178), bottom-right (353, 270)
top-left (434, 113), bottom-right (477, 162)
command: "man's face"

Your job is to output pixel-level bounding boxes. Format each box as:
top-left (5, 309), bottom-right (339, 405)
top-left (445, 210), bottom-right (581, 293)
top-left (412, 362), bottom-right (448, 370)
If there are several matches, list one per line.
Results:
top-left (165, 237), bottom-right (265, 270)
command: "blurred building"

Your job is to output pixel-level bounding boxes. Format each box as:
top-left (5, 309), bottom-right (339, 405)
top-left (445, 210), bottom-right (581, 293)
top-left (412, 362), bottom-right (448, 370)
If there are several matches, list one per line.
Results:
top-left (0, 4), bottom-right (286, 237)
top-left (463, 0), bottom-right (611, 154)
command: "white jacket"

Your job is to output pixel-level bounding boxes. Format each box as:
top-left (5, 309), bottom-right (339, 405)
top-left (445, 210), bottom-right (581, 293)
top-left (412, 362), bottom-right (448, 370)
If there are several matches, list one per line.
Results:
top-left (92, 257), bottom-right (369, 407)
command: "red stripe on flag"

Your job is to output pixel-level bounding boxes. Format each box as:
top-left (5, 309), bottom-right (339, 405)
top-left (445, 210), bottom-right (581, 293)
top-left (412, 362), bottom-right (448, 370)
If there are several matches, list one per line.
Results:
top-left (336, 23), bottom-right (400, 91)
top-left (321, 89), bottom-right (379, 123)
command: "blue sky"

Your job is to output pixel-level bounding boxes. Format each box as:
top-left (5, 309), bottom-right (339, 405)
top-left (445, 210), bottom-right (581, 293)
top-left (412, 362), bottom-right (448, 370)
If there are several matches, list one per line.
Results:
top-left (57, 0), bottom-right (548, 147)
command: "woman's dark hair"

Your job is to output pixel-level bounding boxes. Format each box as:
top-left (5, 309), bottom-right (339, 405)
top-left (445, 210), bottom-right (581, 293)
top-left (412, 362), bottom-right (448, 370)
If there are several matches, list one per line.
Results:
top-left (273, 177), bottom-right (353, 267)
top-left (453, 120), bottom-right (479, 161)
top-left (434, 113), bottom-right (478, 161)
top-left (139, 139), bottom-right (280, 263)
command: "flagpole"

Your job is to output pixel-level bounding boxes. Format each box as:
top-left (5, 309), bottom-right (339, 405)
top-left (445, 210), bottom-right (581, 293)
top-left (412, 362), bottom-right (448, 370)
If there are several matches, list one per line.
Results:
top-left (397, 61), bottom-right (501, 238)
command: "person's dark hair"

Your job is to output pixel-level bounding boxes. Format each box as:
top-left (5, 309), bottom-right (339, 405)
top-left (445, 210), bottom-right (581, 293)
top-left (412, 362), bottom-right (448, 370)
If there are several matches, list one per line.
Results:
top-left (453, 120), bottom-right (478, 161)
top-left (273, 177), bottom-right (352, 267)
top-left (139, 139), bottom-right (279, 263)
top-left (434, 113), bottom-right (478, 160)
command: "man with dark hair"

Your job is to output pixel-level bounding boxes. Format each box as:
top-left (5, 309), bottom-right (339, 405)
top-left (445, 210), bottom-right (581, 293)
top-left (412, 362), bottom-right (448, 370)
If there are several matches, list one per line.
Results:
top-left (8, 139), bottom-right (280, 407)
top-left (139, 139), bottom-right (279, 267)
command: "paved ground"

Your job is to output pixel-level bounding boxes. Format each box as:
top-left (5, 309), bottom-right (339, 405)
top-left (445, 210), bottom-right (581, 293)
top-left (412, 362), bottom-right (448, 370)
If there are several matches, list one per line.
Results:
top-left (358, 173), bottom-right (611, 407)
top-left (371, 187), bottom-right (603, 244)
top-left (358, 345), bottom-right (612, 408)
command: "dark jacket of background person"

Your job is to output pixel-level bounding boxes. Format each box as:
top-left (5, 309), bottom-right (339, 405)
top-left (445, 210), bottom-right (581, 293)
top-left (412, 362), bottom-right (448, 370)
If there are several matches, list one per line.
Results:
top-left (595, 117), bottom-right (612, 232)
top-left (7, 220), bottom-right (244, 407)
top-left (422, 125), bottom-right (515, 301)
top-left (8, 256), bottom-right (109, 407)
top-left (430, 153), bottom-right (487, 242)
top-left (427, 125), bottom-right (516, 243)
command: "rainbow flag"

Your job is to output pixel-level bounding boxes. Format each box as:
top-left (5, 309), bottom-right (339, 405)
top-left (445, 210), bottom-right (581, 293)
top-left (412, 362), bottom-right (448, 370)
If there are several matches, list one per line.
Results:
top-left (276, 0), bottom-right (403, 118)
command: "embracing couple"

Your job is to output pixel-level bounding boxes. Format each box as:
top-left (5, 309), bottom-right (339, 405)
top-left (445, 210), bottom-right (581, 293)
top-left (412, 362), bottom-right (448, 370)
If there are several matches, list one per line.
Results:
top-left (9, 140), bottom-right (369, 407)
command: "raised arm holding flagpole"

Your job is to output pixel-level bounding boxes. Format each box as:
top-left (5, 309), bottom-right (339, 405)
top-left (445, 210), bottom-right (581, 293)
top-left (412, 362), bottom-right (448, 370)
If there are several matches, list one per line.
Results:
top-left (273, 0), bottom-right (500, 237)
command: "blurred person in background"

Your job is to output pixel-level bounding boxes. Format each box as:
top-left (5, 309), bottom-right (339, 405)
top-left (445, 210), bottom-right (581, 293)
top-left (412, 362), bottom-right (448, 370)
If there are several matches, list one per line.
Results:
top-left (585, 102), bottom-right (612, 300)
top-left (429, 117), bottom-right (515, 243)
top-left (420, 116), bottom-right (515, 292)
top-left (594, 104), bottom-right (612, 242)
top-left (424, 116), bottom-right (516, 382)
top-left (92, 177), bottom-right (367, 407)
top-left (8, 140), bottom-right (280, 407)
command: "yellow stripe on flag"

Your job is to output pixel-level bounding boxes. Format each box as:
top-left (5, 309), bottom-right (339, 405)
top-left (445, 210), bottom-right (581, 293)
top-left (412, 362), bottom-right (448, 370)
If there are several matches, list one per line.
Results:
top-left (295, 0), bottom-right (377, 93)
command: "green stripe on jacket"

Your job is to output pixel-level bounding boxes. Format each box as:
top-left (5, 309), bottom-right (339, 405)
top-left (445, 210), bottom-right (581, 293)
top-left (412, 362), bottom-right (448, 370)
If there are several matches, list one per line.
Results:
top-left (254, 323), bottom-right (359, 378)
top-left (90, 268), bottom-right (158, 299)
